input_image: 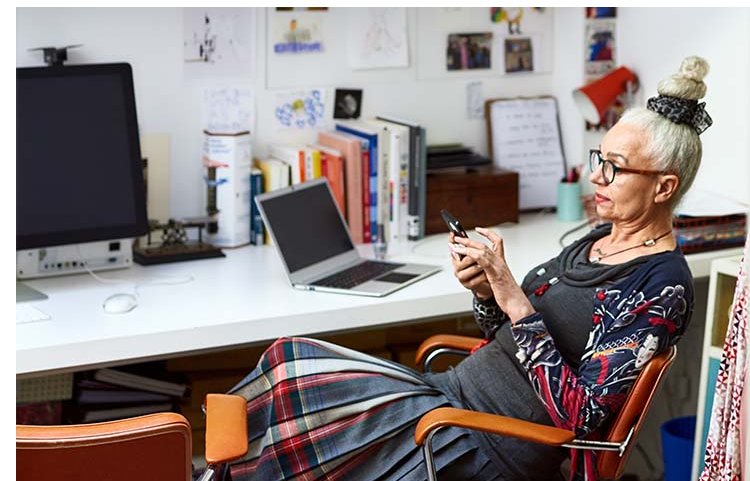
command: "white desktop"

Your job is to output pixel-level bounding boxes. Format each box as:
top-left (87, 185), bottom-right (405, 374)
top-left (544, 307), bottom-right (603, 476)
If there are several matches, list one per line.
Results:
top-left (16, 212), bottom-right (743, 378)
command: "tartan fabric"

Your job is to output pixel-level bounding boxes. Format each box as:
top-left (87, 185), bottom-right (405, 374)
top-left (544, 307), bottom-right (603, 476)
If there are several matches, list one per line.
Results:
top-left (227, 337), bottom-right (490, 481)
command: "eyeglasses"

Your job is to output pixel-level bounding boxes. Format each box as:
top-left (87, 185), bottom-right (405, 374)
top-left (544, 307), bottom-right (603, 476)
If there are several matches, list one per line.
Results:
top-left (588, 149), bottom-right (671, 185)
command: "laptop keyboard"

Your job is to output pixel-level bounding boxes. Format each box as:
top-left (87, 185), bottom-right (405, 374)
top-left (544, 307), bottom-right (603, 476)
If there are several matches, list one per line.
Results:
top-left (311, 261), bottom-right (405, 289)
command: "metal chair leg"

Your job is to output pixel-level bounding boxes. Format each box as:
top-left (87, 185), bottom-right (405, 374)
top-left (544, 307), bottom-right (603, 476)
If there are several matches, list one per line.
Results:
top-left (422, 428), bottom-right (442, 481)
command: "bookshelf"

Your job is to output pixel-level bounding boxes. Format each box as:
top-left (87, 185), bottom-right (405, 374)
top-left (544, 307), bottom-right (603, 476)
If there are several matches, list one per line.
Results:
top-left (691, 255), bottom-right (742, 479)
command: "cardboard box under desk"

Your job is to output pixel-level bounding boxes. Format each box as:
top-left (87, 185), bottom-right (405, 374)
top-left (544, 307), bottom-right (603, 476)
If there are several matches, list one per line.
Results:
top-left (425, 166), bottom-right (519, 235)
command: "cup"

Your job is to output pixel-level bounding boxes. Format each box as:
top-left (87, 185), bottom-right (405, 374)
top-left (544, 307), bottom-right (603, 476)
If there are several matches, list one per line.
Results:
top-left (556, 182), bottom-right (583, 222)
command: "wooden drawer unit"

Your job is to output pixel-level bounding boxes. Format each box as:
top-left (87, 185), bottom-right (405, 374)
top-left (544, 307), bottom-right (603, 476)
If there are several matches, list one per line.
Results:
top-left (425, 166), bottom-right (519, 235)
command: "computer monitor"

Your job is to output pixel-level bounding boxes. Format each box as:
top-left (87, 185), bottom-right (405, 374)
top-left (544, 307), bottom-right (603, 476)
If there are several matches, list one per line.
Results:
top-left (16, 63), bottom-right (149, 285)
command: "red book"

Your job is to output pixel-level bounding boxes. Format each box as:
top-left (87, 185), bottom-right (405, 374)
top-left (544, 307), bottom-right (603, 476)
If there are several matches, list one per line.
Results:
top-left (317, 132), bottom-right (363, 244)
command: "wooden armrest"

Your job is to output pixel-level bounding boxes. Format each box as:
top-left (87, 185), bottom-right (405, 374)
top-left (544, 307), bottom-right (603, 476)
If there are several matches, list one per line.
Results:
top-left (204, 394), bottom-right (248, 465)
top-left (414, 407), bottom-right (575, 447)
top-left (415, 334), bottom-right (483, 367)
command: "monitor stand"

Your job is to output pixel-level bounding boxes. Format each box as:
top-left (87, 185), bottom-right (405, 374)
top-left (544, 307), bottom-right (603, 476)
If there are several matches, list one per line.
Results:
top-left (16, 281), bottom-right (48, 303)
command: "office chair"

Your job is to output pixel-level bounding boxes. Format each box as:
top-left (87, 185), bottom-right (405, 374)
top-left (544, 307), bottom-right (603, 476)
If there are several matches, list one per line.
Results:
top-left (414, 335), bottom-right (677, 481)
top-left (16, 393), bottom-right (247, 481)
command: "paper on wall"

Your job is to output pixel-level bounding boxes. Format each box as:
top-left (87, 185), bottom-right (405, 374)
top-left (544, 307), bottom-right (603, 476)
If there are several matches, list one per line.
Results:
top-left (467, 81), bottom-right (484, 119)
top-left (347, 8), bottom-right (409, 70)
top-left (183, 8), bottom-right (256, 79)
top-left (202, 86), bottom-right (255, 136)
top-left (273, 88), bottom-right (328, 130)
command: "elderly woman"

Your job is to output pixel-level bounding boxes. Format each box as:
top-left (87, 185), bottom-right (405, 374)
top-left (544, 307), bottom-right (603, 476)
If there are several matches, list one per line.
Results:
top-left (225, 56), bottom-right (710, 481)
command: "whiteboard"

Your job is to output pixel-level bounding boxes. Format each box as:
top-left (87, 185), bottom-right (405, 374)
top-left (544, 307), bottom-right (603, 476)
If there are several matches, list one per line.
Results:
top-left (487, 97), bottom-right (566, 209)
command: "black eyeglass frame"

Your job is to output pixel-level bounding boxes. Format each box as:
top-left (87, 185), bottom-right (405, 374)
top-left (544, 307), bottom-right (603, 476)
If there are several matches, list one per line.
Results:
top-left (588, 149), bottom-right (672, 185)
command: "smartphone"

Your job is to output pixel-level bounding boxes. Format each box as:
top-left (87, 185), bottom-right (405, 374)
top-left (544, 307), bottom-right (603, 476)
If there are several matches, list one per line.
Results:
top-left (440, 209), bottom-right (468, 260)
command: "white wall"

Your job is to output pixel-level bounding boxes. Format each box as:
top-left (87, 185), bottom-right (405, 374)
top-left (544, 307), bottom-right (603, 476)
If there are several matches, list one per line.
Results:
top-left (18, 7), bottom-right (746, 217)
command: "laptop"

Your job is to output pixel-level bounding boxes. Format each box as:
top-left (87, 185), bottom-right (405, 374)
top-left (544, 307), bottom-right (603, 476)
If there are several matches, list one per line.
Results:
top-left (255, 178), bottom-right (441, 297)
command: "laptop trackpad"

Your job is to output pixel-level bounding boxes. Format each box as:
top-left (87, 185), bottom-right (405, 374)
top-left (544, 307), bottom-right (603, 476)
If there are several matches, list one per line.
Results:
top-left (377, 272), bottom-right (418, 284)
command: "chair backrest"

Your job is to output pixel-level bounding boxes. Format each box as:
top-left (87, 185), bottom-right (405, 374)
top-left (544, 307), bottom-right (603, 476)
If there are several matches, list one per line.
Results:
top-left (596, 346), bottom-right (677, 479)
top-left (16, 412), bottom-right (191, 481)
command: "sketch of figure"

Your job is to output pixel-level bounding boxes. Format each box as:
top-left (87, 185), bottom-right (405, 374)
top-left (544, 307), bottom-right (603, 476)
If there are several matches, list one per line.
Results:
top-left (362, 9), bottom-right (403, 58)
top-left (199, 14), bottom-right (216, 62)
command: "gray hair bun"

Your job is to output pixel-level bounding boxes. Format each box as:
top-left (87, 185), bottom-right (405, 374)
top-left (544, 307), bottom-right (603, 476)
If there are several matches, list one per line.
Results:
top-left (657, 56), bottom-right (709, 100)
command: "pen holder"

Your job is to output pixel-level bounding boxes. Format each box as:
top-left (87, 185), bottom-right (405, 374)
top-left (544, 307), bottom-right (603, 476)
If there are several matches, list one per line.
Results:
top-left (556, 182), bottom-right (583, 222)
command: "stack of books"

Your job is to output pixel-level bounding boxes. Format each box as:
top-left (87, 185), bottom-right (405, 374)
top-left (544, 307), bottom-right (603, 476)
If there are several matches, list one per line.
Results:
top-left (426, 144), bottom-right (491, 171)
top-left (73, 368), bottom-right (188, 423)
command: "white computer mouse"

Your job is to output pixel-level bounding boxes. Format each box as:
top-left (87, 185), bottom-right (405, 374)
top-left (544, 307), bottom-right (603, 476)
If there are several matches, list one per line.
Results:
top-left (102, 293), bottom-right (138, 314)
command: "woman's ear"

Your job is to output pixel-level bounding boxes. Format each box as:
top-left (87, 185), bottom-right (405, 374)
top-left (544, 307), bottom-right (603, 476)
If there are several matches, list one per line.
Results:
top-left (654, 174), bottom-right (680, 204)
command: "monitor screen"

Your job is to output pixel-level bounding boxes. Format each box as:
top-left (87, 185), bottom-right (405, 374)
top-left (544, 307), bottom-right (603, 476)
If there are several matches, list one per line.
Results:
top-left (16, 63), bottom-right (148, 250)
top-left (259, 181), bottom-right (354, 273)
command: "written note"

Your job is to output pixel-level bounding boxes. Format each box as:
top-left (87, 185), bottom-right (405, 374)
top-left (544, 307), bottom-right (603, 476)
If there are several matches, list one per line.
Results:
top-left (489, 98), bottom-right (566, 209)
top-left (202, 87), bottom-right (254, 135)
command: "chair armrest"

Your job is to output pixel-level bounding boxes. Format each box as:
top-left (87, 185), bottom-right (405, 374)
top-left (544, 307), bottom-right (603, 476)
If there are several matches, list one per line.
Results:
top-left (415, 334), bottom-right (482, 368)
top-left (414, 407), bottom-right (575, 447)
top-left (204, 394), bottom-right (248, 465)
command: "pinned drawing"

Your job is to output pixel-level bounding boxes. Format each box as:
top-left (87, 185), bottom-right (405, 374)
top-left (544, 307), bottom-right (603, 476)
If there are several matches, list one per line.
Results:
top-left (272, 13), bottom-right (324, 54)
top-left (274, 89), bottom-right (327, 130)
top-left (183, 8), bottom-right (255, 79)
top-left (491, 7), bottom-right (524, 34)
top-left (347, 8), bottom-right (409, 70)
top-left (202, 87), bottom-right (254, 135)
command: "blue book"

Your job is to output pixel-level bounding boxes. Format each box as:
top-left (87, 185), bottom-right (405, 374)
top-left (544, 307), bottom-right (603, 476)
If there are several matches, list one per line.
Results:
top-left (249, 168), bottom-right (264, 245)
top-left (335, 123), bottom-right (379, 242)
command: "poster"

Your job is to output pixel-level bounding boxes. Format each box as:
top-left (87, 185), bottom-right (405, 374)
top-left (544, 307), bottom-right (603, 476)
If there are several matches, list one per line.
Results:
top-left (347, 8), bottom-right (409, 70)
top-left (202, 86), bottom-right (254, 135)
top-left (273, 88), bottom-right (328, 130)
top-left (272, 10), bottom-right (325, 54)
top-left (183, 8), bottom-right (256, 79)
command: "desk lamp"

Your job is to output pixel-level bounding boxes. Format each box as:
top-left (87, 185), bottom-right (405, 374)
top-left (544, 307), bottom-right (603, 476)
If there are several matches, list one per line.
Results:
top-left (572, 66), bottom-right (637, 124)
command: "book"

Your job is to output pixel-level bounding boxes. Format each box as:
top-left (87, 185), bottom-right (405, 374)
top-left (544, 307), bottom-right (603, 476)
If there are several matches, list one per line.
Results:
top-left (308, 143), bottom-right (346, 215)
top-left (269, 144), bottom-right (305, 184)
top-left (76, 388), bottom-right (173, 405)
top-left (93, 368), bottom-right (188, 397)
top-left (360, 120), bottom-right (392, 244)
top-left (249, 168), bottom-right (264, 245)
top-left (318, 131), bottom-right (363, 244)
top-left (254, 157), bottom-right (290, 244)
top-left (80, 402), bottom-right (174, 423)
top-left (336, 122), bottom-right (380, 243)
top-left (376, 116), bottom-right (426, 239)
top-left (368, 119), bottom-right (410, 242)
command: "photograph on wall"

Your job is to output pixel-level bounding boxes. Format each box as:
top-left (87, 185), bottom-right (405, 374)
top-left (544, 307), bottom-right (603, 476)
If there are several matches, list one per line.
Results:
top-left (347, 8), bottom-right (409, 70)
top-left (272, 11), bottom-right (325, 54)
top-left (584, 21), bottom-right (615, 75)
top-left (183, 8), bottom-right (255, 79)
top-left (585, 7), bottom-right (616, 19)
top-left (273, 88), bottom-right (328, 130)
top-left (334, 89), bottom-right (363, 119)
top-left (504, 37), bottom-right (533, 73)
top-left (446, 32), bottom-right (492, 71)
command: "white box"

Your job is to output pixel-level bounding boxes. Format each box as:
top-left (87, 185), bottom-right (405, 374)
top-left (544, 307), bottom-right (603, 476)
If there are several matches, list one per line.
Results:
top-left (203, 131), bottom-right (252, 247)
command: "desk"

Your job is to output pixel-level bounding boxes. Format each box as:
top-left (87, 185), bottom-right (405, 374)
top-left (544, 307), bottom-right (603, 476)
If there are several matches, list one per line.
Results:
top-left (16, 213), bottom-right (742, 378)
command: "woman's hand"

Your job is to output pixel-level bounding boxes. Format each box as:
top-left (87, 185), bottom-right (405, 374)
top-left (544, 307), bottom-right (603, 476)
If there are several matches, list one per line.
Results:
top-left (451, 227), bottom-right (535, 323)
top-left (449, 232), bottom-right (493, 300)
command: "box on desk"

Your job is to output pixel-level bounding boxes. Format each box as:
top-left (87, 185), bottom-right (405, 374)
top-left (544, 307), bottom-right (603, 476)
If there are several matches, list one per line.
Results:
top-left (425, 166), bottom-right (519, 235)
top-left (203, 131), bottom-right (252, 247)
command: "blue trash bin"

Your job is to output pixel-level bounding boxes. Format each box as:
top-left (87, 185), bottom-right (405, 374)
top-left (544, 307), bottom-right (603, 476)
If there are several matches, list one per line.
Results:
top-left (661, 416), bottom-right (696, 481)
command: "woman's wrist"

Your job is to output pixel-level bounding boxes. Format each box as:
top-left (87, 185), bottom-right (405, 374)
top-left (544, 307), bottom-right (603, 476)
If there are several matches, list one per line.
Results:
top-left (506, 298), bottom-right (535, 323)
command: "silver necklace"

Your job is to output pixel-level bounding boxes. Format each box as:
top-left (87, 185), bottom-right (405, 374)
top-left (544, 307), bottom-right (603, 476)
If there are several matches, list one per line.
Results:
top-left (589, 231), bottom-right (672, 264)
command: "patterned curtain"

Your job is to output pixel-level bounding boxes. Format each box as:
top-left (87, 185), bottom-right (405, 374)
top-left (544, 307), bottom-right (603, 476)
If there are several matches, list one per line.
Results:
top-left (700, 234), bottom-right (750, 481)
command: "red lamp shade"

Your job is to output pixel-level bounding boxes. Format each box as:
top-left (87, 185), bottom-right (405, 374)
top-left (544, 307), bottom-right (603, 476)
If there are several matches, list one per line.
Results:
top-left (573, 66), bottom-right (637, 124)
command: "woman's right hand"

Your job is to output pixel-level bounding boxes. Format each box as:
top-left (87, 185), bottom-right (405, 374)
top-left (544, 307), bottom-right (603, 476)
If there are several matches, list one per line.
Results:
top-left (449, 232), bottom-right (493, 301)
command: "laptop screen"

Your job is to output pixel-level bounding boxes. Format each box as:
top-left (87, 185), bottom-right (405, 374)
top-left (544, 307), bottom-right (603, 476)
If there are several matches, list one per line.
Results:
top-left (259, 182), bottom-right (355, 273)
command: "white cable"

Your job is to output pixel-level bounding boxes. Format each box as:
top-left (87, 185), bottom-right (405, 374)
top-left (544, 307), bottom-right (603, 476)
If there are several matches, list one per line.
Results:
top-left (75, 245), bottom-right (194, 298)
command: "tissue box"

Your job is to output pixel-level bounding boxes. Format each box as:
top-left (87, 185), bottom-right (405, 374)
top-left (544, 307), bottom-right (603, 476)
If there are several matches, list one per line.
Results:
top-left (203, 131), bottom-right (252, 247)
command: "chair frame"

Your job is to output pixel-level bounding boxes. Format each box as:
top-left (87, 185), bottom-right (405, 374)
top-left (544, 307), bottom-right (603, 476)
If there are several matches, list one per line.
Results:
top-left (17, 393), bottom-right (247, 481)
top-left (414, 335), bottom-right (677, 481)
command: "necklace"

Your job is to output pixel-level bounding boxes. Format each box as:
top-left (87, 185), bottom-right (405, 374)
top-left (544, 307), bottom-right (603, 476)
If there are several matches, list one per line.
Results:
top-left (588, 230), bottom-right (672, 264)
top-left (531, 229), bottom-right (673, 298)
